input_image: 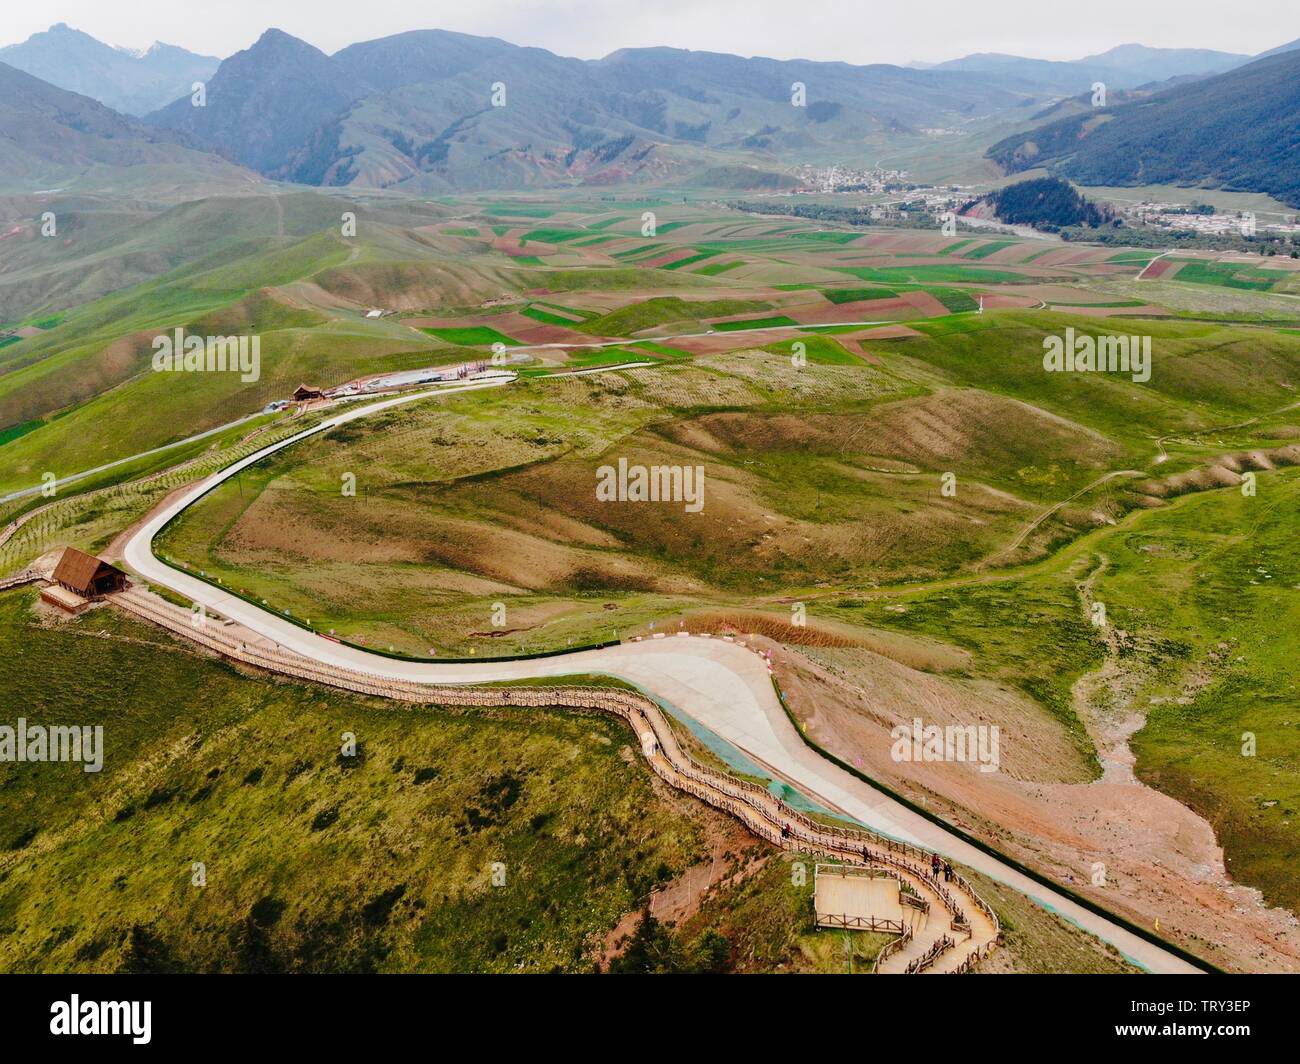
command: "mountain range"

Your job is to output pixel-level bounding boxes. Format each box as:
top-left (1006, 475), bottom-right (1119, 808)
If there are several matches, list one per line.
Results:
top-left (142, 27), bottom-right (1043, 190)
top-left (924, 43), bottom-right (1251, 92)
top-left (0, 22), bottom-right (217, 115)
top-left (1, 23), bottom-right (1299, 199)
top-left (137, 27), bottom-right (1300, 192)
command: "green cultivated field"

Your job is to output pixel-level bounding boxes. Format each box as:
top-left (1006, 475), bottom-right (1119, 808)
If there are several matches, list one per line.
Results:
top-left (423, 325), bottom-right (520, 346)
top-left (712, 315), bottom-right (799, 331)
top-left (1174, 259), bottom-right (1284, 291)
top-left (575, 297), bottom-right (769, 337)
top-left (835, 264), bottom-right (1030, 284)
top-left (821, 287), bottom-right (899, 303)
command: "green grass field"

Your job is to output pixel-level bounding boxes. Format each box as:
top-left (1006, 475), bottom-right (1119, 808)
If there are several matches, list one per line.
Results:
top-left (711, 315), bottom-right (799, 331)
top-left (821, 287), bottom-right (900, 304)
top-left (962, 240), bottom-right (1017, 260)
top-left (1174, 260), bottom-right (1282, 291)
top-left (423, 326), bottom-right (521, 346)
top-left (835, 264), bottom-right (1029, 284)
top-left (574, 297), bottom-right (768, 337)
top-left (521, 305), bottom-right (583, 326)
top-left (760, 335), bottom-right (860, 365)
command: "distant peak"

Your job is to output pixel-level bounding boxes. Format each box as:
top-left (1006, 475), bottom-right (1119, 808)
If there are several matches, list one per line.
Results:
top-left (235, 28), bottom-right (333, 66)
top-left (44, 22), bottom-right (89, 38)
top-left (255, 28), bottom-right (301, 45)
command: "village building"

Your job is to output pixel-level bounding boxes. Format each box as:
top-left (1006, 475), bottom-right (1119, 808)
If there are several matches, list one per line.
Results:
top-left (292, 383), bottom-right (324, 402)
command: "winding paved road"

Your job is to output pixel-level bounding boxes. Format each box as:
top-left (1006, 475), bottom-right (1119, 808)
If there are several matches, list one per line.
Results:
top-left (120, 377), bottom-right (1202, 974)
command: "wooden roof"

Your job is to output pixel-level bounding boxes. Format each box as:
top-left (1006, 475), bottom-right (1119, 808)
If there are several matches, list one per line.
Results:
top-left (52, 548), bottom-right (124, 595)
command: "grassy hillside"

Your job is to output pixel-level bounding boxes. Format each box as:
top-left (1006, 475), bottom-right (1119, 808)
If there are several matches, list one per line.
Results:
top-left (0, 587), bottom-right (1151, 973)
top-left (822, 464), bottom-right (1300, 916)
top-left (12, 190), bottom-right (1294, 508)
top-left (6, 190), bottom-right (1300, 971)
top-left (153, 345), bottom-right (1136, 656)
top-left (1097, 471), bottom-right (1300, 912)
top-left (0, 588), bottom-right (710, 972)
top-left (987, 50), bottom-right (1300, 208)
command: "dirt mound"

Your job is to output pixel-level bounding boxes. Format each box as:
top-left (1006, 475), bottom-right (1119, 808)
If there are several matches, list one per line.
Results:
top-left (468, 428), bottom-right (1033, 589)
top-left (862, 389), bottom-right (1117, 468)
top-left (314, 261), bottom-right (499, 310)
top-left (653, 390), bottom-right (1117, 475)
top-left (1136, 445), bottom-right (1300, 499)
top-left (776, 643), bottom-right (1091, 785)
top-left (654, 411), bottom-right (841, 454)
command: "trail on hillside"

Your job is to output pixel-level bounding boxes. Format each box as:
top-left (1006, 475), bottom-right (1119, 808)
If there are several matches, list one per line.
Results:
top-left (1064, 553), bottom-right (1300, 969)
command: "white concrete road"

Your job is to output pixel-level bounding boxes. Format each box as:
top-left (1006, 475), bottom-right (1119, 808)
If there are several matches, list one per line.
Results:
top-left (121, 378), bottom-right (1203, 974)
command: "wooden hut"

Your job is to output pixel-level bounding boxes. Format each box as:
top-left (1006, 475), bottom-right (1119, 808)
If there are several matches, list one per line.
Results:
top-left (51, 548), bottom-right (127, 599)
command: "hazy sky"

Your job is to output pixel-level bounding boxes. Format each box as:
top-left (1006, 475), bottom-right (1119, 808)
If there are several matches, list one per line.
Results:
top-left (3, 0), bottom-right (1296, 64)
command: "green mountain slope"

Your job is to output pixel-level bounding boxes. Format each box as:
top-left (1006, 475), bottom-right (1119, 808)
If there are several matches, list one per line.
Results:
top-left (987, 50), bottom-right (1300, 208)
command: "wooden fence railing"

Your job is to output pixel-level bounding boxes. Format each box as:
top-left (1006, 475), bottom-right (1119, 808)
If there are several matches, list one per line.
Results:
top-left (815, 914), bottom-right (905, 934)
top-left (906, 935), bottom-right (955, 975)
top-left (872, 925), bottom-right (913, 973)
